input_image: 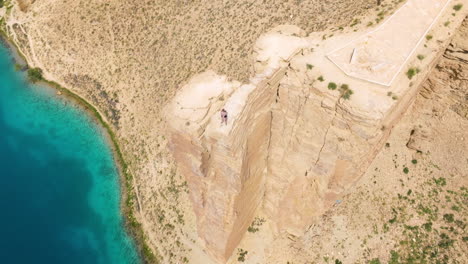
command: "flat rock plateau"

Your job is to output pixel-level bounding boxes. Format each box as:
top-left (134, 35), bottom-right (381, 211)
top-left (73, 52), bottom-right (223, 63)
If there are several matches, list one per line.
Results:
top-left (1, 0), bottom-right (467, 263)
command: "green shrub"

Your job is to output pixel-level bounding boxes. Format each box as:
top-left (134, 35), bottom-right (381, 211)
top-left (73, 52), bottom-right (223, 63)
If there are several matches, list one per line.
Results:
top-left (318, 76), bottom-right (324, 82)
top-left (426, 35), bottom-right (433, 41)
top-left (411, 159), bottom-right (417, 164)
top-left (247, 217), bottom-right (265, 233)
top-left (306, 63), bottom-right (314, 70)
top-left (339, 84), bottom-right (353, 100)
top-left (422, 222), bottom-right (432, 232)
top-left (453, 4), bottom-right (463, 11)
top-left (434, 177), bottom-right (446, 186)
top-left (438, 233), bottom-right (454, 249)
top-left (237, 249), bottom-right (248, 262)
top-left (369, 258), bottom-right (381, 264)
top-left (443, 213), bottom-right (454, 223)
top-left (403, 167), bottom-right (409, 174)
top-left (350, 19), bottom-right (360, 27)
top-left (27, 67), bottom-right (43, 83)
top-left (406, 68), bottom-right (420, 79)
top-left (388, 250), bottom-right (400, 264)
top-left (342, 89), bottom-right (353, 100)
top-left (328, 82), bottom-right (337, 90)
top-left (417, 54), bottom-right (425, 60)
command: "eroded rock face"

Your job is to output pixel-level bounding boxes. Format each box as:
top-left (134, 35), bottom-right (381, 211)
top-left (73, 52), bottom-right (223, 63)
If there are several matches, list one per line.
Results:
top-left (264, 66), bottom-right (385, 236)
top-left (165, 15), bottom-right (462, 262)
top-left (166, 68), bottom-right (286, 261)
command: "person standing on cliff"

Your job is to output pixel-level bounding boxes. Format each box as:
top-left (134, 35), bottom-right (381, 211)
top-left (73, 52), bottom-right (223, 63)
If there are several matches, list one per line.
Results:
top-left (221, 109), bottom-right (228, 125)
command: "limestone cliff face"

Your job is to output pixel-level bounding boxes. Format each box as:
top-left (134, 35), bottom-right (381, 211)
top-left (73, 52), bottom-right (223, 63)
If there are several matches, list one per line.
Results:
top-left (165, 67), bottom-right (284, 261)
top-left (165, 18), bottom-right (458, 262)
top-left (265, 70), bottom-right (383, 235)
top-left (165, 27), bottom-right (307, 261)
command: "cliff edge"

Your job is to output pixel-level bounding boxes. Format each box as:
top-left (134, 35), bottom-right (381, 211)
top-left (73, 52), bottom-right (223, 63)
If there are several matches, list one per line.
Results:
top-left (165, 1), bottom-right (467, 261)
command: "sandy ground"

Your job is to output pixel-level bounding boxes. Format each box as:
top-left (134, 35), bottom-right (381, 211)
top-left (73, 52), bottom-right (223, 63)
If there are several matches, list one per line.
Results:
top-left (328, 0), bottom-right (450, 85)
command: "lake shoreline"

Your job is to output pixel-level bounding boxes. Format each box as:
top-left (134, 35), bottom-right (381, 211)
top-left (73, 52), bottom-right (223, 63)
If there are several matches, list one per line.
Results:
top-left (0, 30), bottom-right (157, 264)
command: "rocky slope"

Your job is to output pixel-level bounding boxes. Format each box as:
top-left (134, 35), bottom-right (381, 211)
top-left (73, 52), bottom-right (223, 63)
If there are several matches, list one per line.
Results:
top-left (272, 17), bottom-right (468, 263)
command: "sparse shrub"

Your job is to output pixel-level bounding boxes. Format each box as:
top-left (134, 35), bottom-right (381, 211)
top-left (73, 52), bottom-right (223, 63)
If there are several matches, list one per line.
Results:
top-left (403, 167), bottom-right (409, 174)
top-left (306, 63), bottom-right (314, 70)
top-left (426, 35), bottom-right (433, 41)
top-left (443, 213), bottom-right (454, 223)
top-left (27, 67), bottom-right (43, 83)
top-left (388, 250), bottom-right (400, 264)
top-left (417, 54), bottom-right (425, 60)
top-left (318, 76), bottom-right (324, 82)
top-left (328, 82), bottom-right (337, 90)
top-left (434, 177), bottom-right (446, 186)
top-left (369, 258), bottom-right (381, 264)
top-left (422, 222), bottom-right (432, 232)
top-left (237, 249), bottom-right (248, 262)
top-left (342, 90), bottom-right (353, 99)
top-left (247, 217), bottom-right (265, 233)
top-left (335, 259), bottom-right (343, 264)
top-left (444, 21), bottom-right (450, 27)
top-left (339, 84), bottom-right (353, 100)
top-left (453, 4), bottom-right (463, 11)
top-left (438, 233), bottom-right (454, 249)
top-left (350, 19), bottom-right (360, 27)
top-left (406, 68), bottom-right (420, 79)
top-left (383, 223), bottom-right (390, 232)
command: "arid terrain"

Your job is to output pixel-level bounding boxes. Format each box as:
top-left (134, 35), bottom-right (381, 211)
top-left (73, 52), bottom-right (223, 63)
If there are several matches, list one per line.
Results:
top-left (1, 0), bottom-right (467, 263)
top-left (237, 17), bottom-right (468, 263)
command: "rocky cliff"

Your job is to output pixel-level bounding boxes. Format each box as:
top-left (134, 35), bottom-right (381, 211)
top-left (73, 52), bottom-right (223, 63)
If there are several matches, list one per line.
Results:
top-left (166, 5), bottom-right (466, 260)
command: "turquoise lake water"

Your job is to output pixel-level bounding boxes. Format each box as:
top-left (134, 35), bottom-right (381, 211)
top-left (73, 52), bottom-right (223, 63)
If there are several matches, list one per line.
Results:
top-left (0, 43), bottom-right (140, 263)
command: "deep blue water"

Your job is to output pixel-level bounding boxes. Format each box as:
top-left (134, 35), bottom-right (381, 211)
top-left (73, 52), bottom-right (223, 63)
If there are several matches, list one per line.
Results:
top-left (0, 43), bottom-right (140, 264)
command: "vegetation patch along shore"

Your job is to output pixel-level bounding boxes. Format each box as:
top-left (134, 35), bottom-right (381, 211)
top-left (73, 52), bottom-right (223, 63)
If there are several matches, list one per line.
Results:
top-left (0, 29), bottom-right (158, 264)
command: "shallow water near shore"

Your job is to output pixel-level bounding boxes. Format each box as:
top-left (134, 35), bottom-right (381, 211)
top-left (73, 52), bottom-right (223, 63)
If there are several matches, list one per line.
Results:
top-left (0, 44), bottom-right (140, 263)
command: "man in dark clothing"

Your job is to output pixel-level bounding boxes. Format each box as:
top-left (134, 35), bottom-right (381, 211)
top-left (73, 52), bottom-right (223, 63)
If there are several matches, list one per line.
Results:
top-left (221, 109), bottom-right (228, 125)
